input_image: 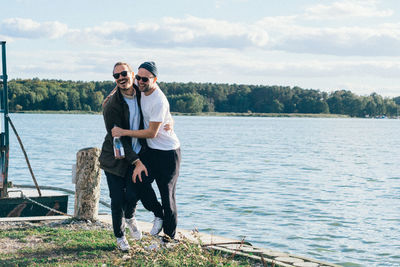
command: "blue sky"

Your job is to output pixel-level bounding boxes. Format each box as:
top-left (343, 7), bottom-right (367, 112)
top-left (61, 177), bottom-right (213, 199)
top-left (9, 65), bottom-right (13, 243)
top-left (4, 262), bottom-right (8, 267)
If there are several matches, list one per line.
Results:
top-left (0, 0), bottom-right (399, 97)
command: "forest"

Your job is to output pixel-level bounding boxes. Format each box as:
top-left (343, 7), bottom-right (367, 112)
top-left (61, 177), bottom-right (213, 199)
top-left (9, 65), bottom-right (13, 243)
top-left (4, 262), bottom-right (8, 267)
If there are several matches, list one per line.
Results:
top-left (4, 78), bottom-right (400, 117)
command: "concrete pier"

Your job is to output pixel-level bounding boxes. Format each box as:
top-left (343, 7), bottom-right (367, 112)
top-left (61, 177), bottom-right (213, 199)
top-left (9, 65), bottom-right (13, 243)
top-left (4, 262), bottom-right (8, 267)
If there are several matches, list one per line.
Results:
top-left (0, 214), bottom-right (341, 267)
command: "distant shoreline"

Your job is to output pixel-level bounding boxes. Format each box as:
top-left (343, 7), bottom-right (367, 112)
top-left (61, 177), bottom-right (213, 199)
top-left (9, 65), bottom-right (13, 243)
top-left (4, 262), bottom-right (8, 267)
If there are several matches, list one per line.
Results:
top-left (13, 110), bottom-right (100, 115)
top-left (172, 112), bottom-right (350, 118)
top-left (12, 110), bottom-right (351, 118)
top-left (15, 111), bottom-right (400, 119)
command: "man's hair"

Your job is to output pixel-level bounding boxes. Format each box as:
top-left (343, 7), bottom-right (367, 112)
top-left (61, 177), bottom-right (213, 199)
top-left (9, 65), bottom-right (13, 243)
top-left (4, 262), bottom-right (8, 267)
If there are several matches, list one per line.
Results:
top-left (113, 62), bottom-right (133, 73)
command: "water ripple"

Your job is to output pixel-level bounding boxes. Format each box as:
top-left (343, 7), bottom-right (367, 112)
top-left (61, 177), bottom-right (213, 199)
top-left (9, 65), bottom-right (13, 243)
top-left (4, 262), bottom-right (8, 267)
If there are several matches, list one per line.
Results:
top-left (7, 114), bottom-right (400, 267)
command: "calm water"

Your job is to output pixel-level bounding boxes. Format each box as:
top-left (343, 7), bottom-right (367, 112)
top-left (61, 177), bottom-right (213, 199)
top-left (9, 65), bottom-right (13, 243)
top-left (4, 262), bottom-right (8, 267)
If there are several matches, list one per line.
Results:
top-left (6, 114), bottom-right (400, 266)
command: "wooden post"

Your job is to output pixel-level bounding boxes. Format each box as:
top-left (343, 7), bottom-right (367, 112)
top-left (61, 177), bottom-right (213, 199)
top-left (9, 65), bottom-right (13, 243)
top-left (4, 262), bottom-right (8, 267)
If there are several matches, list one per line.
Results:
top-left (74, 147), bottom-right (101, 221)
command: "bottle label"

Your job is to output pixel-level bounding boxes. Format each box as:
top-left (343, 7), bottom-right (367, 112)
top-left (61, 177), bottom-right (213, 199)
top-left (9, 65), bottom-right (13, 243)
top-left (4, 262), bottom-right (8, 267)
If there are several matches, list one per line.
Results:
top-left (113, 138), bottom-right (125, 159)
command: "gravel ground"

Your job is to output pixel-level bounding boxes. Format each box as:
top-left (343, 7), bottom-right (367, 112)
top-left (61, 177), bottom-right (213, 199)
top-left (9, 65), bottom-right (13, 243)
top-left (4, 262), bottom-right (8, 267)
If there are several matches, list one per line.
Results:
top-left (0, 218), bottom-right (112, 230)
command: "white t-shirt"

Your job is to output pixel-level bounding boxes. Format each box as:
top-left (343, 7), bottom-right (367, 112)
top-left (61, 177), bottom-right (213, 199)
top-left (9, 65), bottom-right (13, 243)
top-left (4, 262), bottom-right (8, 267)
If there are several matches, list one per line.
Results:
top-left (141, 87), bottom-right (180, 150)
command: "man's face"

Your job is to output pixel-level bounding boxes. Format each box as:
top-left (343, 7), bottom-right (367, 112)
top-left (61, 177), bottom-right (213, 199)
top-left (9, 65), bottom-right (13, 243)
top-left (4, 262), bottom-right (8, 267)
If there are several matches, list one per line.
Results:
top-left (137, 68), bottom-right (155, 93)
top-left (113, 64), bottom-right (134, 91)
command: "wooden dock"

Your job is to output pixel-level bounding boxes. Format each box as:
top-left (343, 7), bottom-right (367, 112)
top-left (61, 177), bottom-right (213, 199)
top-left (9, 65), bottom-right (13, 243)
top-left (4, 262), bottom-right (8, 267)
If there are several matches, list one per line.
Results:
top-left (0, 188), bottom-right (68, 217)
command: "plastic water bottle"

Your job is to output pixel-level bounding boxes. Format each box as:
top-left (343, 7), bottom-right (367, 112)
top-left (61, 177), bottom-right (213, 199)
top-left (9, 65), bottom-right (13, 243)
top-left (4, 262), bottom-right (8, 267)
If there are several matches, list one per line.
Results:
top-left (113, 137), bottom-right (125, 159)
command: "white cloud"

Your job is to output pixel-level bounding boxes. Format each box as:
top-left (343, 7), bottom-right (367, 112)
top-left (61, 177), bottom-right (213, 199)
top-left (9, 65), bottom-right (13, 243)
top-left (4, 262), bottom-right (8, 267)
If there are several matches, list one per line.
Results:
top-left (305, 0), bottom-right (393, 19)
top-left (130, 16), bottom-right (258, 48)
top-left (66, 22), bottom-right (131, 46)
top-left (1, 18), bottom-right (68, 39)
top-left (273, 23), bottom-right (400, 56)
top-left (2, 14), bottom-right (400, 57)
top-left (82, 15), bottom-right (400, 56)
top-left (227, 54), bottom-right (400, 80)
top-left (66, 16), bottom-right (268, 49)
top-left (0, 35), bottom-right (13, 42)
top-left (243, 14), bottom-right (400, 56)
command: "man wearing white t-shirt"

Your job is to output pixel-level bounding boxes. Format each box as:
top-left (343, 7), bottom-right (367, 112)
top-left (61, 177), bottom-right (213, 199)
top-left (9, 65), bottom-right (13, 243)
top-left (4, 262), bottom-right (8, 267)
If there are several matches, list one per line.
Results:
top-left (112, 61), bottom-right (181, 240)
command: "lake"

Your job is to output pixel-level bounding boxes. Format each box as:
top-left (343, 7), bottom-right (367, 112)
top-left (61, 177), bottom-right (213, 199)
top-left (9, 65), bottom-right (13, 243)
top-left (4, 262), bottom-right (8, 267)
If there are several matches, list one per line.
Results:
top-left (6, 113), bottom-right (400, 266)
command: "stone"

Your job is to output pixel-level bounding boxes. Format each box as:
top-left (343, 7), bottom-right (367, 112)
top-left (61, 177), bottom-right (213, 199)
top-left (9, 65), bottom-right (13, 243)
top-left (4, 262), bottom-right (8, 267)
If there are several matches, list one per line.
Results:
top-left (261, 250), bottom-right (288, 257)
top-left (275, 256), bottom-right (305, 264)
top-left (241, 245), bottom-right (258, 253)
top-left (294, 262), bottom-right (320, 267)
top-left (74, 147), bottom-right (101, 221)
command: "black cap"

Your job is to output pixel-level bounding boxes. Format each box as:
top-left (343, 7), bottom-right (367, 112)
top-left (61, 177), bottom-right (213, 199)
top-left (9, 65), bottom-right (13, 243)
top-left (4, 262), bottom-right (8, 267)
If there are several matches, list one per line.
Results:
top-left (138, 61), bottom-right (158, 77)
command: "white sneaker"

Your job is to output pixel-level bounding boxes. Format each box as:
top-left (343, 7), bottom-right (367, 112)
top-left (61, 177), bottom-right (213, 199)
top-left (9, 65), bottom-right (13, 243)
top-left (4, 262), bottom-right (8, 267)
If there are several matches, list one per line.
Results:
top-left (150, 217), bottom-right (163, 236)
top-left (116, 236), bottom-right (130, 251)
top-left (126, 217), bottom-right (142, 240)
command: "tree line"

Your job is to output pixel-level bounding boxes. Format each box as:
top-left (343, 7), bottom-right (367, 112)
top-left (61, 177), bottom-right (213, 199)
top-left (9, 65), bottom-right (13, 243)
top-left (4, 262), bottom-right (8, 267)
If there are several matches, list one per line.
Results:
top-left (4, 78), bottom-right (400, 117)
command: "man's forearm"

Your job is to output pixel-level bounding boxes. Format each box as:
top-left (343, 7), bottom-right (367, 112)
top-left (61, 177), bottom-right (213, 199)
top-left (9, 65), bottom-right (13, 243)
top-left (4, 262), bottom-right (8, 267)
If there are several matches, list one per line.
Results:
top-left (124, 128), bottom-right (158, 138)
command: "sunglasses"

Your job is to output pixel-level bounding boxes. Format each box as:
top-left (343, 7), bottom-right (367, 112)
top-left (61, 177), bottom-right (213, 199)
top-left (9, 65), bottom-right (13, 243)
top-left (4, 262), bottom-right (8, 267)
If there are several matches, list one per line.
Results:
top-left (113, 71), bottom-right (129, 79)
top-left (135, 74), bottom-right (153, 82)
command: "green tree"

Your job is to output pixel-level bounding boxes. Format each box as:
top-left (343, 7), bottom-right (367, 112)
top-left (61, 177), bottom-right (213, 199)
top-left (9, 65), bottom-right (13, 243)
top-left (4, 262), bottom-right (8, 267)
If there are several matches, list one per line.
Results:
top-left (384, 98), bottom-right (398, 116)
top-left (68, 90), bottom-right (81, 110)
top-left (296, 89), bottom-right (328, 114)
top-left (370, 92), bottom-right (385, 115)
top-left (225, 85), bottom-right (251, 112)
top-left (169, 93), bottom-right (206, 113)
top-left (55, 92), bottom-right (68, 110)
top-left (6, 78), bottom-right (399, 117)
top-left (327, 90), bottom-right (364, 116)
top-left (364, 97), bottom-right (377, 116)
top-left (88, 91), bottom-right (104, 112)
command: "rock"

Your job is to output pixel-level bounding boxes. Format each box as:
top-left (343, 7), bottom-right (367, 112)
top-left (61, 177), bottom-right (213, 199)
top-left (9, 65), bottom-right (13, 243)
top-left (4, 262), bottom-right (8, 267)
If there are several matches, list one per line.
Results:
top-left (74, 147), bottom-right (101, 221)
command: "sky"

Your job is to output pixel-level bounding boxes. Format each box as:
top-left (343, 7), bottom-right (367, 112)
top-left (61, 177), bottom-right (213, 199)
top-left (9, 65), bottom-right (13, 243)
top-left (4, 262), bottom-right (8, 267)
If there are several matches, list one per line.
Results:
top-left (0, 0), bottom-right (399, 97)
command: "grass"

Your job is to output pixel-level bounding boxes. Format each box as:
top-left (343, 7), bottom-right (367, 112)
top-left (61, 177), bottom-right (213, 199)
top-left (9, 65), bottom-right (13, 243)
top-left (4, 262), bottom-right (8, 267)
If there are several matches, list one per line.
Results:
top-left (0, 224), bottom-right (256, 266)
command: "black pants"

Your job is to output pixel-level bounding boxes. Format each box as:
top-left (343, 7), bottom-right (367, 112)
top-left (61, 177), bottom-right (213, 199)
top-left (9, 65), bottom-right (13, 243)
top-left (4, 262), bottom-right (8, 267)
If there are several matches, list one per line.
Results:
top-left (105, 165), bottom-right (138, 238)
top-left (135, 166), bottom-right (164, 219)
top-left (141, 148), bottom-right (181, 238)
top-left (105, 165), bottom-right (163, 238)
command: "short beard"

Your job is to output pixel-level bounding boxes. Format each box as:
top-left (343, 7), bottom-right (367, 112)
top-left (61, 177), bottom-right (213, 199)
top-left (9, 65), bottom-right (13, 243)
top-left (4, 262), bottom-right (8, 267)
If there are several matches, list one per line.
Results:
top-left (119, 86), bottom-right (129, 91)
top-left (140, 84), bottom-right (151, 93)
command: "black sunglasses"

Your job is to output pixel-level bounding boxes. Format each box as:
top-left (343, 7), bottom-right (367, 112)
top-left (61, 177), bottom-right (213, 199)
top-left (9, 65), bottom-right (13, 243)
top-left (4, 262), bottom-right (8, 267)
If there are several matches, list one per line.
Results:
top-left (113, 71), bottom-right (129, 79)
top-left (135, 74), bottom-right (153, 82)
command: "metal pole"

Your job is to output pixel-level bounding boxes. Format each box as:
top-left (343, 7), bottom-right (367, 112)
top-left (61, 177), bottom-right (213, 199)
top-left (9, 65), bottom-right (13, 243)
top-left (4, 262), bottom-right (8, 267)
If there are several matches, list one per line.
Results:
top-left (0, 41), bottom-right (8, 198)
